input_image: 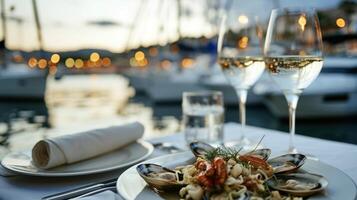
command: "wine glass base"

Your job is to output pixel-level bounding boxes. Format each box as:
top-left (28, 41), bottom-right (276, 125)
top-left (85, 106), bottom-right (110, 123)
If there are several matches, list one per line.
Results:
top-left (288, 147), bottom-right (298, 154)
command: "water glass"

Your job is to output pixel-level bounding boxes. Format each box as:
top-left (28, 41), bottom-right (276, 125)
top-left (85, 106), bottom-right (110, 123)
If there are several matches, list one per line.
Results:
top-left (182, 91), bottom-right (224, 146)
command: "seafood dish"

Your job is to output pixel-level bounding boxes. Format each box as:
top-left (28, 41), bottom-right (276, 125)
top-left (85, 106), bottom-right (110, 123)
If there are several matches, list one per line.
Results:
top-left (137, 142), bottom-right (328, 200)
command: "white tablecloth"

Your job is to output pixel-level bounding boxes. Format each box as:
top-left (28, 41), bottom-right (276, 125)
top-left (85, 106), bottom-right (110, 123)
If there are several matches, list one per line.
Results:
top-left (1, 122), bottom-right (357, 200)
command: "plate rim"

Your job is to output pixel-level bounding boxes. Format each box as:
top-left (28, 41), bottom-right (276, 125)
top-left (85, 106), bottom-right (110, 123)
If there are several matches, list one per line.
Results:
top-left (117, 151), bottom-right (357, 200)
top-left (1, 139), bottom-right (154, 177)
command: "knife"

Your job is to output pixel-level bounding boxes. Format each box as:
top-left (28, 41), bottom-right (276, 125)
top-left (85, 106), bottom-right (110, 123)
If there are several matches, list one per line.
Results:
top-left (42, 178), bottom-right (117, 200)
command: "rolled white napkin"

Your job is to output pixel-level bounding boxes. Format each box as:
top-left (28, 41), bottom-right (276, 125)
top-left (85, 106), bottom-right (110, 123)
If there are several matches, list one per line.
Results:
top-left (32, 122), bottom-right (144, 169)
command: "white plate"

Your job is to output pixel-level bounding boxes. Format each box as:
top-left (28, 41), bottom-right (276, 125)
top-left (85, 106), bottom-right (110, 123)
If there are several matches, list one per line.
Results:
top-left (1, 140), bottom-right (153, 177)
top-left (117, 151), bottom-right (357, 200)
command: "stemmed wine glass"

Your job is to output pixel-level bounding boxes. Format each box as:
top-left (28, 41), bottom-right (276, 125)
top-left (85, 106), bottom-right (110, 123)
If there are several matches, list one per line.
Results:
top-left (217, 12), bottom-right (265, 147)
top-left (264, 8), bottom-right (324, 153)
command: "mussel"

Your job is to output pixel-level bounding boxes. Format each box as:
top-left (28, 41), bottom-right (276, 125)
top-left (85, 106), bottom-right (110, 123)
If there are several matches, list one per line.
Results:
top-left (266, 173), bottom-right (328, 197)
top-left (245, 148), bottom-right (271, 161)
top-left (136, 163), bottom-right (186, 191)
top-left (268, 154), bottom-right (306, 174)
top-left (189, 141), bottom-right (215, 157)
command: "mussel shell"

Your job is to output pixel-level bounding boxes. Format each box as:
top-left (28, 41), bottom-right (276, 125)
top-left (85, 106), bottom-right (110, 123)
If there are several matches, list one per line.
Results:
top-left (245, 148), bottom-right (271, 161)
top-left (268, 154), bottom-right (306, 174)
top-left (266, 173), bottom-right (328, 197)
top-left (189, 141), bottom-right (215, 157)
top-left (136, 163), bottom-right (186, 191)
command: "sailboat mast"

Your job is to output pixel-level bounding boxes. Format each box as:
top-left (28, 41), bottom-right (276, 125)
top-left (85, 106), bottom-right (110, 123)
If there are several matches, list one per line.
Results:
top-left (0, 0), bottom-right (7, 67)
top-left (176, 0), bottom-right (181, 39)
top-left (31, 0), bottom-right (44, 51)
top-left (124, 0), bottom-right (145, 51)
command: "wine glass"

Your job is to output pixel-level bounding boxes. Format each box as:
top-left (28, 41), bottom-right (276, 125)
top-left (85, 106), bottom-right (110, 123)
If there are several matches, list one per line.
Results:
top-left (264, 8), bottom-right (323, 153)
top-left (217, 12), bottom-right (265, 148)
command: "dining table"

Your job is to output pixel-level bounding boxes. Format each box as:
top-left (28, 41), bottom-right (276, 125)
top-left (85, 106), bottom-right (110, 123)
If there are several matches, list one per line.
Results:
top-left (1, 122), bottom-right (357, 200)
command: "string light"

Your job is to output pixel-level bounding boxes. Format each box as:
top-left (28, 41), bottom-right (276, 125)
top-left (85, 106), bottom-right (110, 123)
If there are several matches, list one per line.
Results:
top-left (28, 57), bottom-right (37, 68)
top-left (336, 18), bottom-right (346, 28)
top-left (65, 58), bottom-right (75, 68)
top-left (90, 52), bottom-right (100, 62)
top-left (51, 54), bottom-right (60, 64)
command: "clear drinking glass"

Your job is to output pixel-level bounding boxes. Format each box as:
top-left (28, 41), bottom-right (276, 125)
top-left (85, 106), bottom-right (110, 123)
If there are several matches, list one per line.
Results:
top-left (182, 91), bottom-right (224, 146)
top-left (217, 12), bottom-right (265, 147)
top-left (264, 8), bottom-right (324, 153)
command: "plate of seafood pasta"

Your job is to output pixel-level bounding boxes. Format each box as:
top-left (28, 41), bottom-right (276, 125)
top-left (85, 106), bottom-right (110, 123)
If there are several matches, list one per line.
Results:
top-left (117, 142), bottom-right (357, 200)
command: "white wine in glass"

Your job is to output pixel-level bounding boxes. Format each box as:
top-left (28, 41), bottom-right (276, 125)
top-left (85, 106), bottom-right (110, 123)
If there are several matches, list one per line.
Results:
top-left (264, 8), bottom-right (324, 153)
top-left (217, 12), bottom-right (265, 147)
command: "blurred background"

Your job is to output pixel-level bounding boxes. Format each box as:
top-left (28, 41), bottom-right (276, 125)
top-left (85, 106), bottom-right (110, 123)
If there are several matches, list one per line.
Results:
top-left (0, 0), bottom-right (356, 157)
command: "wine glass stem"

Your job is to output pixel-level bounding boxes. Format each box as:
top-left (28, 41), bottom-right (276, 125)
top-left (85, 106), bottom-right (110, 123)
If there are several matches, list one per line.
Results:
top-left (237, 89), bottom-right (247, 140)
top-left (288, 106), bottom-right (297, 153)
top-left (286, 93), bottom-right (299, 153)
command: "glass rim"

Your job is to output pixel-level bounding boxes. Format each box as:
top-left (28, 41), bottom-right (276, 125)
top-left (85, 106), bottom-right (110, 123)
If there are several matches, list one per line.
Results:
top-left (183, 91), bottom-right (223, 97)
top-left (271, 7), bottom-right (317, 14)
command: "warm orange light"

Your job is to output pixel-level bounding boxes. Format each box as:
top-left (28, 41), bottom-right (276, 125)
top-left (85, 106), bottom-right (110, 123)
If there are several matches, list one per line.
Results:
top-left (13, 54), bottom-right (23, 63)
top-left (136, 58), bottom-right (148, 68)
top-left (65, 58), bottom-right (75, 68)
top-left (49, 66), bottom-right (57, 75)
top-left (28, 57), bottom-right (37, 68)
top-left (160, 60), bottom-right (171, 69)
top-left (170, 45), bottom-right (179, 54)
top-left (238, 36), bottom-right (249, 49)
top-left (149, 47), bottom-right (158, 56)
top-left (298, 15), bottom-right (307, 31)
top-left (75, 59), bottom-right (84, 68)
top-left (102, 57), bottom-right (111, 67)
top-left (90, 52), bottom-right (100, 62)
top-left (38, 59), bottom-right (47, 69)
top-left (336, 18), bottom-right (346, 28)
top-left (95, 59), bottom-right (102, 67)
top-left (135, 51), bottom-right (145, 61)
top-left (51, 54), bottom-right (60, 64)
top-left (87, 61), bottom-right (95, 68)
top-left (181, 58), bottom-right (194, 68)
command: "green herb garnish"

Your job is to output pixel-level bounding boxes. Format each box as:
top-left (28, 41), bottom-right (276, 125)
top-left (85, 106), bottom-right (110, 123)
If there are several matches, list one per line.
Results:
top-left (204, 146), bottom-right (243, 161)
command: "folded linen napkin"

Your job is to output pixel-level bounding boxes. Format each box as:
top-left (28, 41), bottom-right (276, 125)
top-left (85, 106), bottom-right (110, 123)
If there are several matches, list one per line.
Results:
top-left (32, 122), bottom-right (144, 169)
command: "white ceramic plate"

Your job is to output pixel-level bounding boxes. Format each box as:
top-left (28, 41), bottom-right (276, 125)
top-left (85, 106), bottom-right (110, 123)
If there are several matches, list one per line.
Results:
top-left (117, 151), bottom-right (357, 200)
top-left (1, 140), bottom-right (153, 177)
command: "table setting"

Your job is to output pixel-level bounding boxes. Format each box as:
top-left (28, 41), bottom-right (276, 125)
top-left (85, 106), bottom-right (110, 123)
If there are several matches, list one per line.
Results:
top-left (1, 7), bottom-right (357, 200)
top-left (1, 122), bottom-right (357, 199)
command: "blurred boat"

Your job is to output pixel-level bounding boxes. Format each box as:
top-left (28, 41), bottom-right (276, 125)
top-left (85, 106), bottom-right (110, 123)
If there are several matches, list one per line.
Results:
top-left (124, 54), bottom-right (210, 103)
top-left (0, 0), bottom-right (47, 99)
top-left (254, 57), bottom-right (357, 118)
top-left (0, 63), bottom-right (46, 99)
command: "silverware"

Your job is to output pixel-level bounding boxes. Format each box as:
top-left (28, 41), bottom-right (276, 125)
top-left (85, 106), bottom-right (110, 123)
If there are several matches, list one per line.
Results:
top-left (152, 142), bottom-right (183, 153)
top-left (69, 186), bottom-right (117, 199)
top-left (41, 178), bottom-right (117, 200)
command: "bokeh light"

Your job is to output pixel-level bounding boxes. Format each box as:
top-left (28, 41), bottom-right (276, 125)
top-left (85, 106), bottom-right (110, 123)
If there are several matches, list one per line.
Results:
top-left (102, 57), bottom-right (111, 67)
top-left (160, 59), bottom-right (171, 69)
top-left (298, 15), bottom-right (307, 31)
top-left (65, 58), bottom-right (75, 68)
top-left (135, 51), bottom-right (145, 61)
top-left (38, 59), bottom-right (47, 69)
top-left (238, 36), bottom-right (249, 49)
top-left (51, 54), bottom-right (60, 64)
top-left (149, 47), bottom-right (158, 57)
top-left (28, 57), bottom-right (37, 68)
top-left (181, 58), bottom-right (194, 68)
top-left (336, 18), bottom-right (346, 28)
top-left (238, 15), bottom-right (249, 24)
top-left (90, 52), bottom-right (100, 62)
top-left (75, 59), bottom-right (84, 68)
